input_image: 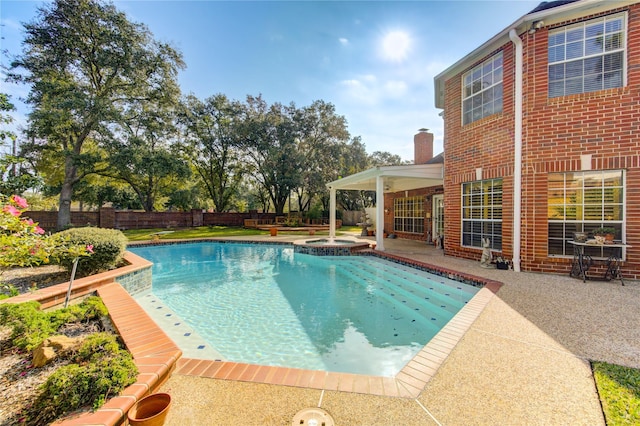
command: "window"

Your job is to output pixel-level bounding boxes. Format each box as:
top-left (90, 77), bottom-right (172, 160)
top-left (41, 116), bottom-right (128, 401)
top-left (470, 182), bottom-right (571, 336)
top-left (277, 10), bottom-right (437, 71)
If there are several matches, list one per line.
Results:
top-left (548, 13), bottom-right (625, 97)
top-left (462, 179), bottom-right (502, 250)
top-left (548, 170), bottom-right (624, 257)
top-left (394, 196), bottom-right (424, 234)
top-left (462, 52), bottom-right (503, 125)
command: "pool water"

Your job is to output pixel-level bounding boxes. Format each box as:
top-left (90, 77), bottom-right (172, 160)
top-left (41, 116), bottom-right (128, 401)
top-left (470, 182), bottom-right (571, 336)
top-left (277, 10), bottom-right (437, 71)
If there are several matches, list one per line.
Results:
top-left (129, 242), bottom-right (479, 376)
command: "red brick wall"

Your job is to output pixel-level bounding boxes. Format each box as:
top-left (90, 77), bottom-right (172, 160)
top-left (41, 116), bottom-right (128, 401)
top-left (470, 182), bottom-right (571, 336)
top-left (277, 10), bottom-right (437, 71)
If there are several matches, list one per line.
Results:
top-left (414, 131), bottom-right (434, 164)
top-left (383, 186), bottom-right (444, 242)
top-left (24, 211), bottom-right (100, 232)
top-left (24, 209), bottom-right (277, 231)
top-left (443, 4), bottom-right (640, 278)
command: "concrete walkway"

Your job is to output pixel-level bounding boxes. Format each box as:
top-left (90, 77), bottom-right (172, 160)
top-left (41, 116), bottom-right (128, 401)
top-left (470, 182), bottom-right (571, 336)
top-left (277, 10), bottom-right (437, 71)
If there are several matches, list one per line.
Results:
top-left (158, 235), bottom-right (640, 425)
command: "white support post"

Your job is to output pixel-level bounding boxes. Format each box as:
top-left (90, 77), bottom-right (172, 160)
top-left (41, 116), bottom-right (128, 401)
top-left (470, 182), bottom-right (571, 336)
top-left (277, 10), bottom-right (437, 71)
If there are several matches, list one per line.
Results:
top-left (375, 176), bottom-right (385, 251)
top-left (329, 186), bottom-right (336, 239)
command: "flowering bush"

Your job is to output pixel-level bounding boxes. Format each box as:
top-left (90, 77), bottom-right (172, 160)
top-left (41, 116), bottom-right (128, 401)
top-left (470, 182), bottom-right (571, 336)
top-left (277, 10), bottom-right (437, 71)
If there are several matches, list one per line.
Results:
top-left (1, 194), bottom-right (91, 275)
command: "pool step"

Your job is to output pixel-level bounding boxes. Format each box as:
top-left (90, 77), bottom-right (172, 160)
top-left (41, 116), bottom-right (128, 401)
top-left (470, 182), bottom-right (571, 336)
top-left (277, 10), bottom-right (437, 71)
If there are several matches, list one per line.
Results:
top-left (335, 264), bottom-right (463, 329)
top-left (345, 257), bottom-right (476, 302)
top-left (337, 261), bottom-right (468, 314)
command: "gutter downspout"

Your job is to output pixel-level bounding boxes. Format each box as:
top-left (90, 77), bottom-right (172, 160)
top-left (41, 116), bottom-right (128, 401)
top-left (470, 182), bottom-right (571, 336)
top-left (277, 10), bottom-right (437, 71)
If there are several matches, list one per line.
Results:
top-left (509, 28), bottom-right (523, 273)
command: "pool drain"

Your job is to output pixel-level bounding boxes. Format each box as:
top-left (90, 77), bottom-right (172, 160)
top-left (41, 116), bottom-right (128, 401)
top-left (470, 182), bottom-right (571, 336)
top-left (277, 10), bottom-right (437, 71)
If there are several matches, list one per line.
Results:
top-left (292, 407), bottom-right (335, 426)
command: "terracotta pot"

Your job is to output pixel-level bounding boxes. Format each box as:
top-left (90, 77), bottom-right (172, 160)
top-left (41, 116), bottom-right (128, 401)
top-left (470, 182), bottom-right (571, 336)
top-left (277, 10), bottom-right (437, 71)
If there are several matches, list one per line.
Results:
top-left (270, 228), bottom-right (278, 236)
top-left (128, 393), bottom-right (171, 426)
top-left (308, 229), bottom-right (316, 235)
top-left (605, 233), bottom-right (615, 242)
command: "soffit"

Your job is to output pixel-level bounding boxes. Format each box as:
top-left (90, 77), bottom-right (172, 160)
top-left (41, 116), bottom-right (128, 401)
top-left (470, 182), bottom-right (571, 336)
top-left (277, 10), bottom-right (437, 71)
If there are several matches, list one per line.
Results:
top-left (326, 164), bottom-right (444, 192)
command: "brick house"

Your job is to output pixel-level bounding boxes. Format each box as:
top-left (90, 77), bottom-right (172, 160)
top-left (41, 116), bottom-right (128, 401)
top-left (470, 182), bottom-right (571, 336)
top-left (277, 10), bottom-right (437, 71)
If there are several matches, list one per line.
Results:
top-left (434, 0), bottom-right (640, 278)
top-left (329, 0), bottom-right (639, 280)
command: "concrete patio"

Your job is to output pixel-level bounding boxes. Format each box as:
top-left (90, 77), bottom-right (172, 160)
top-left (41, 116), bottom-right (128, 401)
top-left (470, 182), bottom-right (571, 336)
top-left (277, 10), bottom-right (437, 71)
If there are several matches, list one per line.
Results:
top-left (157, 234), bottom-right (639, 425)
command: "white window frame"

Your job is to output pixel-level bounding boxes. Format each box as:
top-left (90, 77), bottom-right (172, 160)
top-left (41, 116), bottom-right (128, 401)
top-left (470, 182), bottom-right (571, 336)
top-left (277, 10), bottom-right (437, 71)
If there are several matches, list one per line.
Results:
top-left (548, 12), bottom-right (627, 97)
top-left (394, 196), bottom-right (425, 234)
top-left (462, 52), bottom-right (503, 125)
top-left (461, 179), bottom-right (502, 250)
top-left (547, 169), bottom-right (625, 258)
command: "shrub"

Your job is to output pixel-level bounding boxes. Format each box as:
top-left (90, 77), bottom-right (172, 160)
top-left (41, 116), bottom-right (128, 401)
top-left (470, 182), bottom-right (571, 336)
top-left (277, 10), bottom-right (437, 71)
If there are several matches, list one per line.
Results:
top-left (0, 296), bottom-right (108, 350)
top-left (53, 228), bottom-right (127, 276)
top-left (29, 333), bottom-right (138, 424)
top-left (0, 283), bottom-right (19, 300)
top-left (1, 195), bottom-right (90, 278)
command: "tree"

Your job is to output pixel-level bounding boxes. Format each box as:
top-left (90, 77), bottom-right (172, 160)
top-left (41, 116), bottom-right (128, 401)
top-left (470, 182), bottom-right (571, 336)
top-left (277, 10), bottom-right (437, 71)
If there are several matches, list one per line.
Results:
top-left (102, 103), bottom-right (190, 211)
top-left (333, 136), bottom-right (372, 212)
top-left (0, 93), bottom-right (16, 146)
top-left (73, 178), bottom-right (143, 210)
top-left (180, 94), bottom-right (246, 212)
top-left (294, 100), bottom-right (351, 214)
top-left (0, 93), bottom-right (41, 196)
top-left (369, 151), bottom-right (408, 166)
top-left (9, 0), bottom-right (184, 228)
top-left (240, 95), bottom-right (304, 215)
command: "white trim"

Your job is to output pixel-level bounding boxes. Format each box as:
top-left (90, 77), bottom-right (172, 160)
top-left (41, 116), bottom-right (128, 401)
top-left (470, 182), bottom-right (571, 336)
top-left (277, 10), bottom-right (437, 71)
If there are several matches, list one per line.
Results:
top-left (510, 28), bottom-right (523, 273)
top-left (326, 164), bottom-right (444, 192)
top-left (547, 12), bottom-right (627, 97)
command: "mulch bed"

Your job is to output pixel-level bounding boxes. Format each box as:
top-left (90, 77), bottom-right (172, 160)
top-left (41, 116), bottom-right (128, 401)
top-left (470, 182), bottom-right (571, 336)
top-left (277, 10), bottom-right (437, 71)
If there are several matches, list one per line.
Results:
top-left (2, 265), bottom-right (70, 295)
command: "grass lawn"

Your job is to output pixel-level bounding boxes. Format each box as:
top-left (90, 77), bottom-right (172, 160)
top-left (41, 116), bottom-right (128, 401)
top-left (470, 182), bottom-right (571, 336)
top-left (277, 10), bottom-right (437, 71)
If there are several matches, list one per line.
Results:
top-left (593, 362), bottom-right (640, 425)
top-left (123, 225), bottom-right (363, 241)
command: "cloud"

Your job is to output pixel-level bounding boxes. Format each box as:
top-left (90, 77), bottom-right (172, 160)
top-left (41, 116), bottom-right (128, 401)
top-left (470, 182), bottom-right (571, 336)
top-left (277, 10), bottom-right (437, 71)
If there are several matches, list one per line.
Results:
top-left (383, 80), bottom-right (408, 97)
top-left (339, 37), bottom-right (349, 46)
top-left (338, 74), bottom-right (411, 105)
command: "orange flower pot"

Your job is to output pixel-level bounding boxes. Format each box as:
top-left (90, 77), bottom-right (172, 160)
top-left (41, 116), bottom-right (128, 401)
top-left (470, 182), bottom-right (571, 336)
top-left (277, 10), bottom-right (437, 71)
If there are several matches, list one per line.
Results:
top-left (127, 393), bottom-right (171, 426)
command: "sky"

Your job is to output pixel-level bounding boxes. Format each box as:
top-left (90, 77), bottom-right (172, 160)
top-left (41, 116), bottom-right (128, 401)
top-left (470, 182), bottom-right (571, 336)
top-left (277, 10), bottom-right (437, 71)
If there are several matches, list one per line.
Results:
top-left (1, 0), bottom-right (541, 161)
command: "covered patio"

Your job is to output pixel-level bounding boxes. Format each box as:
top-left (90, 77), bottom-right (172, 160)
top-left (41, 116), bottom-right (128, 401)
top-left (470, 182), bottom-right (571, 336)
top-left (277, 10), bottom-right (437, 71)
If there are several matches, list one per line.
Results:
top-left (327, 163), bottom-right (444, 251)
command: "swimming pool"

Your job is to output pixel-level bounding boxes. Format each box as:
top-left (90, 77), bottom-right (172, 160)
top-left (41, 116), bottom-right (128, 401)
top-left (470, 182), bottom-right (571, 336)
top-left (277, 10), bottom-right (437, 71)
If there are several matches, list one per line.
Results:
top-left (129, 242), bottom-right (480, 376)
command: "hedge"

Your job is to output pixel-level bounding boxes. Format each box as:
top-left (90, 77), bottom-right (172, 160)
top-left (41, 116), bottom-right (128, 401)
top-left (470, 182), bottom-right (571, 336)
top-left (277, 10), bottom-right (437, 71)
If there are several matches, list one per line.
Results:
top-left (53, 228), bottom-right (128, 277)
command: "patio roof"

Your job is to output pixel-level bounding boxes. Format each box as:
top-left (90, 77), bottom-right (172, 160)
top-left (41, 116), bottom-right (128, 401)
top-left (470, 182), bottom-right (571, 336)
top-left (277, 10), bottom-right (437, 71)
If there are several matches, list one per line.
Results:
top-left (326, 163), bottom-right (443, 192)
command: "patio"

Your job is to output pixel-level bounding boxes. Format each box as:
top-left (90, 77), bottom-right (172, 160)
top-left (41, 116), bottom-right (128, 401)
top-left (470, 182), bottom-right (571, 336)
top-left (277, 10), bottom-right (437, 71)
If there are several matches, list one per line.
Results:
top-left (157, 235), bottom-right (640, 425)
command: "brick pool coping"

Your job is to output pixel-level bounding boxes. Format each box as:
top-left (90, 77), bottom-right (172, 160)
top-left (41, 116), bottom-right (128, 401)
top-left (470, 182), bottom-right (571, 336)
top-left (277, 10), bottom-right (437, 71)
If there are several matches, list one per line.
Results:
top-left (2, 242), bottom-right (502, 424)
top-left (1, 252), bottom-right (182, 426)
top-left (128, 240), bottom-right (502, 398)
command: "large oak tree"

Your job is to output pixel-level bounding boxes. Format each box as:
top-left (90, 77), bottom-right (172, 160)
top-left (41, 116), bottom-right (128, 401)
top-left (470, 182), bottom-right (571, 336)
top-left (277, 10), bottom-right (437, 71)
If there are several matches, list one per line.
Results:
top-left (10, 0), bottom-right (184, 228)
top-left (180, 94), bottom-right (246, 212)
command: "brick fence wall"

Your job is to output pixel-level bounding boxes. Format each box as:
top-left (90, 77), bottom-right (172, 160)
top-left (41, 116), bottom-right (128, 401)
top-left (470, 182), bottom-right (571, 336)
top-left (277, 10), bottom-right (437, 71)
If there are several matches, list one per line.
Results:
top-left (23, 208), bottom-right (277, 232)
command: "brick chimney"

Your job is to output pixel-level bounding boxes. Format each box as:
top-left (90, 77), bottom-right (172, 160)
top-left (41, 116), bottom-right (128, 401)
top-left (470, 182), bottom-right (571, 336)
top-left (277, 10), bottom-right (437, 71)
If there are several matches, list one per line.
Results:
top-left (414, 128), bottom-right (433, 164)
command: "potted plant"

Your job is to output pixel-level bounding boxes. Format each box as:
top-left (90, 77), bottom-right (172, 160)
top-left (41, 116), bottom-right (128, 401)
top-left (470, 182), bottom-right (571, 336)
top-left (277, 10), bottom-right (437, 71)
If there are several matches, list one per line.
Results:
top-left (591, 226), bottom-right (616, 243)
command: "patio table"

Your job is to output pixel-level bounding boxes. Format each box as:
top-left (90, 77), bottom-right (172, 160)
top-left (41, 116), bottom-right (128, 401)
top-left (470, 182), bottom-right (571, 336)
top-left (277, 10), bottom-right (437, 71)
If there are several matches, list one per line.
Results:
top-left (568, 241), bottom-right (631, 285)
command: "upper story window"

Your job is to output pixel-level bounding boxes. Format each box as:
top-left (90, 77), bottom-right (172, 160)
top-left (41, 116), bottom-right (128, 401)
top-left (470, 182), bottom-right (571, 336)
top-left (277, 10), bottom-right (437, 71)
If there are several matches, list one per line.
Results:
top-left (548, 13), bottom-right (626, 97)
top-left (462, 52), bottom-right (503, 125)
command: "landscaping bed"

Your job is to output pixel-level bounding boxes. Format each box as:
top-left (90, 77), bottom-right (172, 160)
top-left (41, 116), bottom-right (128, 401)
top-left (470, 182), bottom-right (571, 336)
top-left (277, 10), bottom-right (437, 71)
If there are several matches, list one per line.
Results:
top-left (0, 317), bottom-right (102, 424)
top-left (0, 296), bottom-right (138, 425)
top-left (2, 264), bottom-right (69, 295)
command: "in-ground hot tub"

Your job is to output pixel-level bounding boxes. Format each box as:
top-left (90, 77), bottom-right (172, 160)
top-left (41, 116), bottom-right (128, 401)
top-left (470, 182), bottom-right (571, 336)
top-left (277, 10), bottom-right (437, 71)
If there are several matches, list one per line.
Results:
top-left (293, 237), bottom-right (372, 256)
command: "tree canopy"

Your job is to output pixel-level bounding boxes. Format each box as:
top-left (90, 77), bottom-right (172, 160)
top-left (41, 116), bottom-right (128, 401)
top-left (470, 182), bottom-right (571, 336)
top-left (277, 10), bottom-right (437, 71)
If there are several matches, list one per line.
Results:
top-left (4, 0), bottom-right (412, 219)
top-left (10, 0), bottom-right (184, 227)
